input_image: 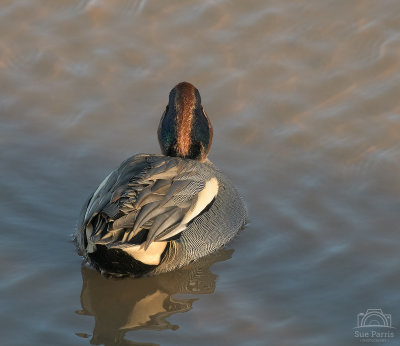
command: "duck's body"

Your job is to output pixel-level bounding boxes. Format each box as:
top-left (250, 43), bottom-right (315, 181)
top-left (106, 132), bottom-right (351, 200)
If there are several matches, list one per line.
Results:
top-left (76, 82), bottom-right (246, 277)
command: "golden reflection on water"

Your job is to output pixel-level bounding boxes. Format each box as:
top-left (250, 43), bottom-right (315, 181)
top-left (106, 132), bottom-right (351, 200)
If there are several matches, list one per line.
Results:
top-left (76, 249), bottom-right (233, 345)
top-left (1, 0), bottom-right (400, 345)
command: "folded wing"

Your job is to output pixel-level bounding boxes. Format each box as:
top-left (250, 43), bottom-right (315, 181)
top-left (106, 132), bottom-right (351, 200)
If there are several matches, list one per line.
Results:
top-left (81, 155), bottom-right (219, 252)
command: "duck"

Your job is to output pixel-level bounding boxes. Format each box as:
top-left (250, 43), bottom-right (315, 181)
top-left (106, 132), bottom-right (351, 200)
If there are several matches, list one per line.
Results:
top-left (75, 82), bottom-right (246, 277)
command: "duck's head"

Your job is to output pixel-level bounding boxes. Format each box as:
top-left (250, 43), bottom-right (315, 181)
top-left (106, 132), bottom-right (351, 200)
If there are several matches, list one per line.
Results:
top-left (158, 82), bottom-right (213, 162)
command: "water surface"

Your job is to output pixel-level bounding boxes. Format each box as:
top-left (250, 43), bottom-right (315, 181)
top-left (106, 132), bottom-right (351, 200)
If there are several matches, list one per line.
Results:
top-left (1, 1), bottom-right (400, 345)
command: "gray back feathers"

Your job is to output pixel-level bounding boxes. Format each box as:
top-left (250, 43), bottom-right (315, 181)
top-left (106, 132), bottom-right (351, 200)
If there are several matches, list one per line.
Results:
top-left (76, 154), bottom-right (246, 275)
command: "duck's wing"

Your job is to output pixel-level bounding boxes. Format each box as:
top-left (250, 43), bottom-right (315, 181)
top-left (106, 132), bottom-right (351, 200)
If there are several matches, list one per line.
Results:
top-left (81, 154), bottom-right (218, 251)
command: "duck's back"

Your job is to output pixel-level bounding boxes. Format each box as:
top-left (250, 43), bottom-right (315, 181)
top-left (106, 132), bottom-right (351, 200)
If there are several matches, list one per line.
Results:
top-left (155, 160), bottom-right (246, 274)
top-left (76, 154), bottom-right (246, 277)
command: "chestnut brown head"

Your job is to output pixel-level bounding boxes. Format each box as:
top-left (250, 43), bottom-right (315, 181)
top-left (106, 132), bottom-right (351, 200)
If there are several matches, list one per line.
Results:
top-left (158, 82), bottom-right (213, 161)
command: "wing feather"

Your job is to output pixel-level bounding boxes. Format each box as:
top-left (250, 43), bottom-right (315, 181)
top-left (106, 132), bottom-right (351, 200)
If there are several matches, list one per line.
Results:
top-left (82, 155), bottom-right (219, 252)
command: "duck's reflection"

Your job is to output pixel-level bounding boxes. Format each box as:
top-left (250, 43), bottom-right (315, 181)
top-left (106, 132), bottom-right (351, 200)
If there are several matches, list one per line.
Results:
top-left (77, 248), bottom-right (234, 345)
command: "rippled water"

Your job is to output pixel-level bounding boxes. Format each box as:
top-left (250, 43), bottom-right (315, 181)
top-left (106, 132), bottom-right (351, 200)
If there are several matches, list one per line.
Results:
top-left (1, 1), bottom-right (400, 345)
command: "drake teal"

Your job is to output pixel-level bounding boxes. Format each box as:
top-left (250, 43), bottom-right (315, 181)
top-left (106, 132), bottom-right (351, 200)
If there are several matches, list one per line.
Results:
top-left (75, 82), bottom-right (246, 277)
